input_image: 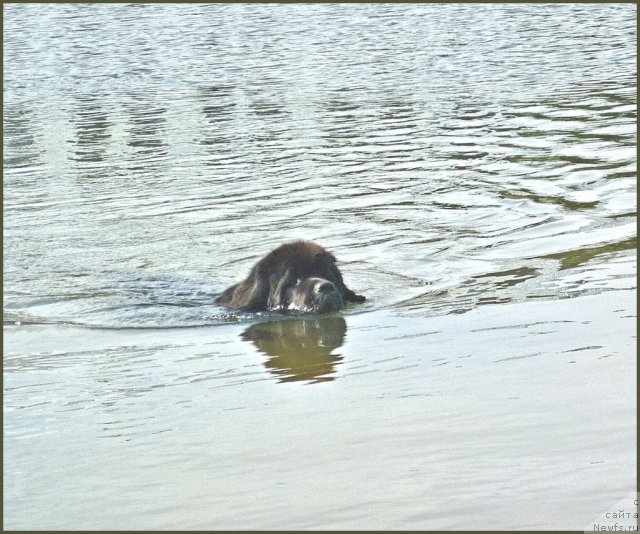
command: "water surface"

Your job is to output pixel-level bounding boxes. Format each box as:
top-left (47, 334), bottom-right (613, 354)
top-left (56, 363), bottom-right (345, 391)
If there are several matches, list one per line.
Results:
top-left (3, 4), bottom-right (637, 530)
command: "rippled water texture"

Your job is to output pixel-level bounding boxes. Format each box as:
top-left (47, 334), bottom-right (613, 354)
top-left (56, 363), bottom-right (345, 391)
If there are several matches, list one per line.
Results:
top-left (3, 4), bottom-right (637, 530)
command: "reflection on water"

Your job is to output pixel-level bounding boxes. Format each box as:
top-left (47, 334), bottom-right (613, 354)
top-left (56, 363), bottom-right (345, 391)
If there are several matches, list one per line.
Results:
top-left (242, 316), bottom-right (346, 383)
top-left (541, 236), bottom-right (637, 270)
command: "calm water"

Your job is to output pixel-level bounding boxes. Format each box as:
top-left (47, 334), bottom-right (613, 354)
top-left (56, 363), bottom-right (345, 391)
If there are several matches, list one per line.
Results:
top-left (3, 4), bottom-right (637, 530)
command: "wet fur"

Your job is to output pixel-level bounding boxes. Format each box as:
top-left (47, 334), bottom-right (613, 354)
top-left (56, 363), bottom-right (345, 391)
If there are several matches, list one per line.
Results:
top-left (215, 241), bottom-right (365, 312)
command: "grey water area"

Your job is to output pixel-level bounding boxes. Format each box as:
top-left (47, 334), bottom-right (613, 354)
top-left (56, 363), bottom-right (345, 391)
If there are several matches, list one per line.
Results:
top-left (3, 3), bottom-right (637, 531)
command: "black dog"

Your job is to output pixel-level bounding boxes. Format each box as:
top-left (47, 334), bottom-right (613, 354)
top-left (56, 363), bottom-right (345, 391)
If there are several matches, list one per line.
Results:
top-left (215, 240), bottom-right (365, 312)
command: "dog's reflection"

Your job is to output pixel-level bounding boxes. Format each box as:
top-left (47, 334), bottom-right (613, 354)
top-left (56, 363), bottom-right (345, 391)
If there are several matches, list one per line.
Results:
top-left (241, 316), bottom-right (347, 384)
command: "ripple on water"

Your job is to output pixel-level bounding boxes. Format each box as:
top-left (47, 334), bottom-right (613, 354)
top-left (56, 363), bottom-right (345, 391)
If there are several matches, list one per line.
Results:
top-left (2, 5), bottom-right (636, 333)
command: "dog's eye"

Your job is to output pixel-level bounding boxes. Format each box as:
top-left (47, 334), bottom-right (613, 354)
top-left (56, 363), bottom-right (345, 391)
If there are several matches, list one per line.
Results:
top-left (295, 278), bottom-right (302, 286)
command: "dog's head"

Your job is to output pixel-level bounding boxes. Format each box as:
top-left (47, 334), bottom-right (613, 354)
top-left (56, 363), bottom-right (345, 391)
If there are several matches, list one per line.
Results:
top-left (216, 241), bottom-right (365, 313)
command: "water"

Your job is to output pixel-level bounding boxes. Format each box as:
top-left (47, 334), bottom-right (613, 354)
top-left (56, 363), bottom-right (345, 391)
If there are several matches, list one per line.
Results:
top-left (3, 4), bottom-right (637, 530)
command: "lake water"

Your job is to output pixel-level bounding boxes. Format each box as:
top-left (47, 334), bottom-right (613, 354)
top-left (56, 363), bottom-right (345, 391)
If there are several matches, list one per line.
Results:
top-left (3, 3), bottom-right (637, 530)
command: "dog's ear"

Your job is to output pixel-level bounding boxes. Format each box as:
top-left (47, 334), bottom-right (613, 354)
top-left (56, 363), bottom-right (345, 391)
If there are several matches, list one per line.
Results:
top-left (215, 284), bottom-right (238, 304)
top-left (267, 268), bottom-right (294, 310)
top-left (215, 264), bottom-right (270, 309)
top-left (238, 277), bottom-right (269, 311)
